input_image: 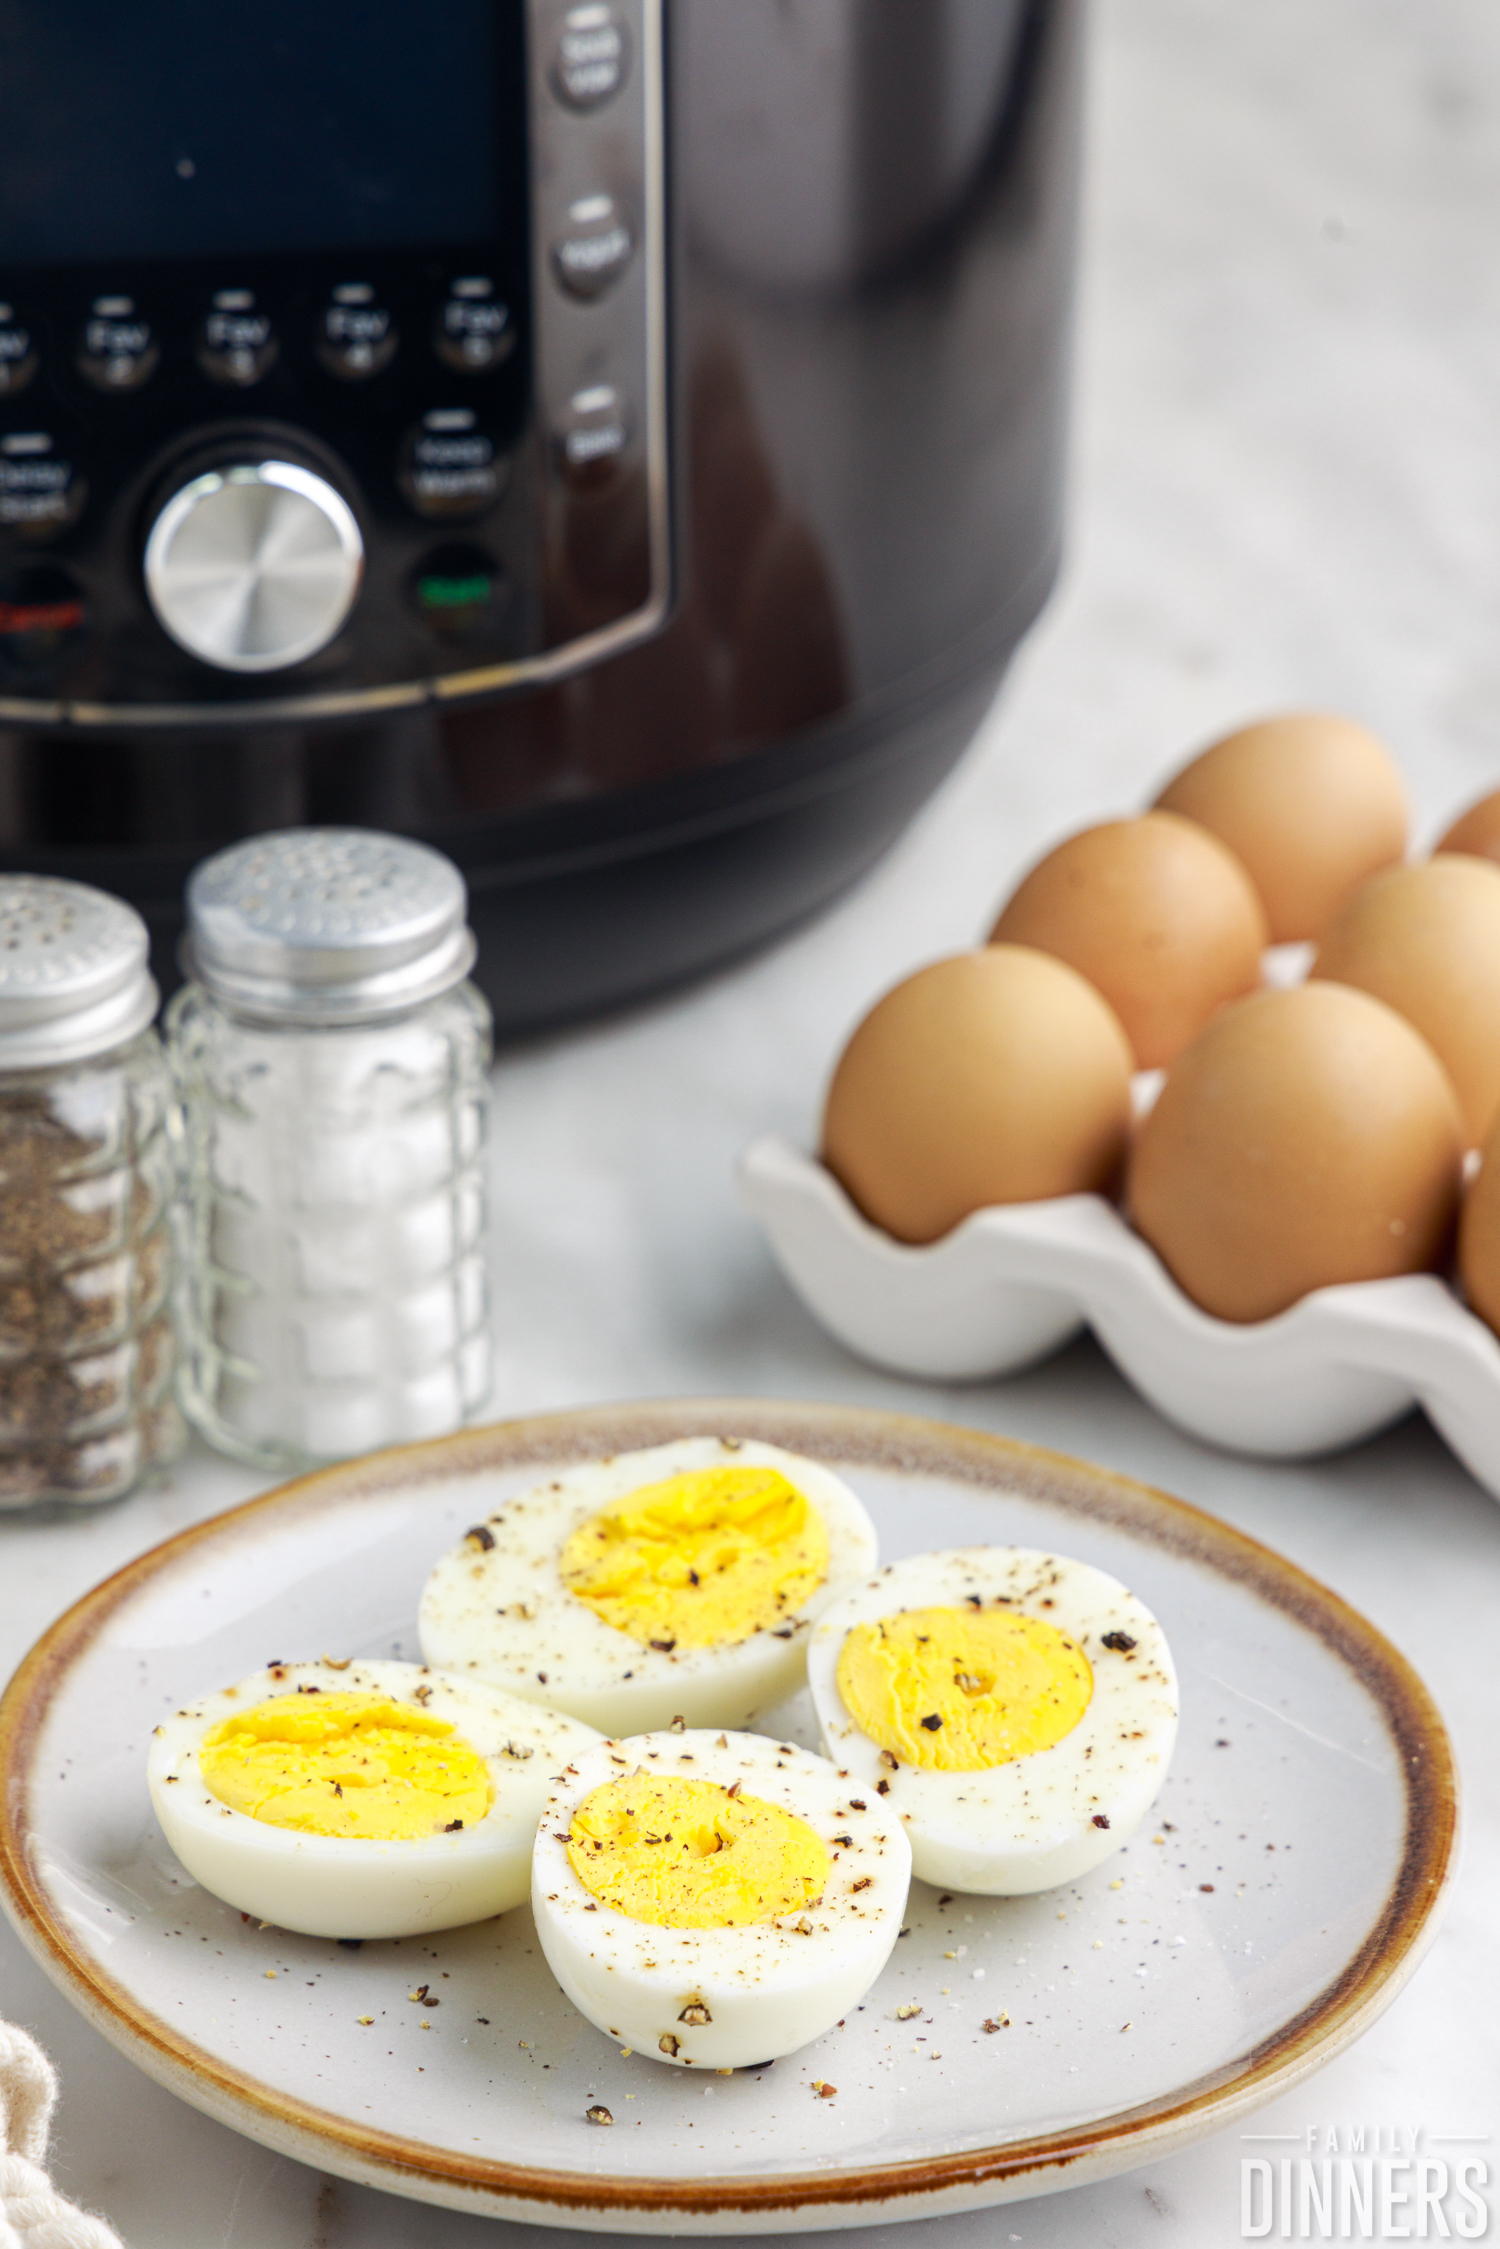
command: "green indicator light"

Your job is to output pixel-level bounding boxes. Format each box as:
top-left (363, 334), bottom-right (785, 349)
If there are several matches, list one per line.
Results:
top-left (419, 574), bottom-right (492, 608)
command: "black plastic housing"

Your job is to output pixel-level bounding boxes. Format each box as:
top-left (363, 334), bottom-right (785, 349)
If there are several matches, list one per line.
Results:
top-left (0, 0), bottom-right (1080, 1038)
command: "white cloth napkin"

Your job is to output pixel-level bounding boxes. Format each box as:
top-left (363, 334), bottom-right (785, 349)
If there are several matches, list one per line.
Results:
top-left (0, 2020), bottom-right (123, 2249)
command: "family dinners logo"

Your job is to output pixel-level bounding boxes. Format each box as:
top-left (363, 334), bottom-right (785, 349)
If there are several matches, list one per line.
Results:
top-left (1240, 2125), bottom-right (1493, 2239)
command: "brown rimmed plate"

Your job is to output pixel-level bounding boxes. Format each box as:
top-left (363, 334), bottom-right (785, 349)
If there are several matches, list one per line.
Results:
top-left (0, 1400), bottom-right (1456, 2234)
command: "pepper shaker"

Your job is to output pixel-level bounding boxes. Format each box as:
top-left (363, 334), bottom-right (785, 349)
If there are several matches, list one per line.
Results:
top-left (167, 830), bottom-right (493, 1468)
top-left (0, 876), bottom-right (182, 1508)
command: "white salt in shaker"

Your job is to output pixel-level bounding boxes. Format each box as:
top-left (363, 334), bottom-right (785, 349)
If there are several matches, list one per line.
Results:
top-left (167, 829), bottom-right (492, 1468)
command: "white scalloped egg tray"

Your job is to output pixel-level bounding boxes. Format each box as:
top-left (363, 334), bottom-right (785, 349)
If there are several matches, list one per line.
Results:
top-left (736, 1134), bottom-right (1500, 1502)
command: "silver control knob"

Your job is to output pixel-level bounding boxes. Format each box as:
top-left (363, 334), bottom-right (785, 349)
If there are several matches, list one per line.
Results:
top-left (143, 460), bottom-right (363, 673)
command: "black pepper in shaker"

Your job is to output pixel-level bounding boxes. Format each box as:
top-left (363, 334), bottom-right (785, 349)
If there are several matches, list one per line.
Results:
top-left (0, 877), bottom-right (183, 1507)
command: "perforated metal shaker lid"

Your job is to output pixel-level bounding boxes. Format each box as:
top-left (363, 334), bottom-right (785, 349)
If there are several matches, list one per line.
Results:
top-left (183, 829), bottom-right (476, 1023)
top-left (0, 876), bottom-right (159, 1069)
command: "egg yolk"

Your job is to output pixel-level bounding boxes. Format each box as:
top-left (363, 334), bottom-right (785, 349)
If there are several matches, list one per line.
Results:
top-left (566, 1771), bottom-right (831, 1928)
top-left (836, 1606), bottom-right (1092, 1772)
top-left (198, 1692), bottom-right (492, 1841)
top-left (558, 1465), bottom-right (829, 1650)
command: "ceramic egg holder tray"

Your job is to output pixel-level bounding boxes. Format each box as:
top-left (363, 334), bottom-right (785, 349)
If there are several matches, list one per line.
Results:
top-left (737, 1134), bottom-right (1500, 1502)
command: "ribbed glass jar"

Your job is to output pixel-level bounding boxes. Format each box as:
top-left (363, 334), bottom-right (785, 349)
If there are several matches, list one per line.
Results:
top-left (0, 880), bottom-right (183, 1509)
top-left (165, 831), bottom-right (493, 1470)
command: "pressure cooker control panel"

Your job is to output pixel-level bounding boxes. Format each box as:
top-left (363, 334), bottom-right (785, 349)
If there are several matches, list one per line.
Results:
top-left (0, 0), bottom-right (668, 727)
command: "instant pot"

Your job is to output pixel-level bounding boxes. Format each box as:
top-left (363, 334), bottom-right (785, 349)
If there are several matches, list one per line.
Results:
top-left (0, 0), bottom-right (1080, 1036)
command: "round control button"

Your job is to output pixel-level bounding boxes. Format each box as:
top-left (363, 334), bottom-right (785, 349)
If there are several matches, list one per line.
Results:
top-left (0, 304), bottom-right (38, 399)
top-left (551, 3), bottom-right (632, 111)
top-left (198, 293), bottom-right (278, 387)
top-left (143, 460), bottom-right (363, 674)
top-left (0, 564), bottom-right (87, 673)
top-left (434, 279), bottom-right (516, 374)
top-left (0, 433), bottom-right (86, 538)
top-left (555, 381), bottom-right (631, 489)
top-left (408, 542), bottom-right (506, 642)
top-left (551, 195), bottom-right (635, 301)
top-left (76, 296), bottom-right (159, 392)
top-left (398, 412), bottom-right (507, 522)
top-left (318, 285), bottom-right (398, 380)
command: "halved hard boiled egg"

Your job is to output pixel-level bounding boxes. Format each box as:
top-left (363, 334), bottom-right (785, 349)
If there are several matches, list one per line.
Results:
top-left (419, 1437), bottom-right (879, 1733)
top-left (532, 1729), bottom-right (911, 2069)
top-left (147, 1658), bottom-right (600, 1939)
top-left (807, 1549), bottom-right (1178, 1894)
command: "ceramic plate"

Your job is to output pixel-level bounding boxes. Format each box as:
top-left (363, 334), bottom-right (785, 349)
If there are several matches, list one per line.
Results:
top-left (0, 1401), bottom-right (1455, 2235)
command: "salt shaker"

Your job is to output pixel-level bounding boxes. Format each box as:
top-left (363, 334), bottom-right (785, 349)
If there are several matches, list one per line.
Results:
top-left (0, 876), bottom-right (182, 1508)
top-left (167, 830), bottom-right (493, 1469)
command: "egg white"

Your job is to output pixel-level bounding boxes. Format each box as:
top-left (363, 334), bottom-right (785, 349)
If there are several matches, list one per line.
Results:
top-left (807, 1547), bottom-right (1179, 1894)
top-left (418, 1436), bottom-right (880, 1733)
top-left (532, 1728), bottom-right (912, 2069)
top-left (147, 1658), bottom-right (601, 1939)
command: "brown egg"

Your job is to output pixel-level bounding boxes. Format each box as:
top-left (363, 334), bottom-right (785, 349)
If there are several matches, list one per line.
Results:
top-left (1458, 1116), bottom-right (1500, 1335)
top-left (986, 812), bottom-right (1267, 1068)
top-left (1310, 854), bottom-right (1500, 1146)
top-left (1128, 984), bottom-right (1462, 1323)
top-left (1437, 785), bottom-right (1500, 865)
top-left (822, 947), bottom-right (1133, 1244)
top-left (1154, 712), bottom-right (1409, 942)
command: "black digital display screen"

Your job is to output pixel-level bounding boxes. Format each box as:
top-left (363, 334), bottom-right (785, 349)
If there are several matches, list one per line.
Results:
top-left (0, 1), bottom-right (499, 266)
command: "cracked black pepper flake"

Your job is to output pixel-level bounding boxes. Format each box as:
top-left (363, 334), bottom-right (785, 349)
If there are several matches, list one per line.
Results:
top-left (679, 2003), bottom-right (711, 2025)
top-left (1092, 1814), bottom-right (1110, 1829)
top-left (445, 1819), bottom-right (464, 1832)
top-left (920, 1713), bottom-right (943, 1732)
top-left (586, 2105), bottom-right (613, 2125)
top-left (464, 1524), bottom-right (496, 1551)
top-left (1102, 1630), bottom-right (1137, 1652)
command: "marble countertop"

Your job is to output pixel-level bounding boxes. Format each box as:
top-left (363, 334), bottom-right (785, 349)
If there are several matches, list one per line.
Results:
top-left (5, 0), bottom-right (1500, 2242)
